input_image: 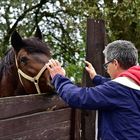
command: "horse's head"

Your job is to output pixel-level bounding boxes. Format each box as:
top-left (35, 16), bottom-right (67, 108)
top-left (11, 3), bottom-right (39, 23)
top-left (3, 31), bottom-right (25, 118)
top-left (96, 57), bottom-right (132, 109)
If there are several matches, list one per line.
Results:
top-left (11, 27), bottom-right (54, 94)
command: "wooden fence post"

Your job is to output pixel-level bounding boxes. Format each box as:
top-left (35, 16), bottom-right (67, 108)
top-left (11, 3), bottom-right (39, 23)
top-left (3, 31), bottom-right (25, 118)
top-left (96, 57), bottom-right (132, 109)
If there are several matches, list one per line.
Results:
top-left (81, 19), bottom-right (105, 140)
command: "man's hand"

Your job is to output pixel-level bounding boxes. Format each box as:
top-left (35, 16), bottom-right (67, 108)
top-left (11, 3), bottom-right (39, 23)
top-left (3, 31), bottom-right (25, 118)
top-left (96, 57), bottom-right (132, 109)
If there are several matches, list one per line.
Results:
top-left (46, 59), bottom-right (66, 79)
top-left (85, 61), bottom-right (97, 79)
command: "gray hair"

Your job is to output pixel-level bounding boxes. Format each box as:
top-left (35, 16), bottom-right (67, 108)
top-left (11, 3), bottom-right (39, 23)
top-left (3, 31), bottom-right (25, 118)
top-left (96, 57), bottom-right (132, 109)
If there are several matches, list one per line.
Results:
top-left (103, 40), bottom-right (138, 69)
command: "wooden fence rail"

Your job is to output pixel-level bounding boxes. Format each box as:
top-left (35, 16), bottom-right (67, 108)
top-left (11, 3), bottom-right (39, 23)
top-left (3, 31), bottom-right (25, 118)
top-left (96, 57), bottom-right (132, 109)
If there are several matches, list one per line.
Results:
top-left (0, 94), bottom-right (78, 140)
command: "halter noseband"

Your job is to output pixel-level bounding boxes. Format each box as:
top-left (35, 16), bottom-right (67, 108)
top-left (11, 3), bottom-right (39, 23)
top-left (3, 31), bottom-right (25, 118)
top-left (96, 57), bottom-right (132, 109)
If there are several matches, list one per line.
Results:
top-left (15, 57), bottom-right (48, 94)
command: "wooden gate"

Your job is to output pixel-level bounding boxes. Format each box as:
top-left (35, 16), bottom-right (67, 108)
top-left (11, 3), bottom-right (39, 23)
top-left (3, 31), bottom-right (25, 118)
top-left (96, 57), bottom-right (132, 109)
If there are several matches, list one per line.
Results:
top-left (0, 94), bottom-right (80, 140)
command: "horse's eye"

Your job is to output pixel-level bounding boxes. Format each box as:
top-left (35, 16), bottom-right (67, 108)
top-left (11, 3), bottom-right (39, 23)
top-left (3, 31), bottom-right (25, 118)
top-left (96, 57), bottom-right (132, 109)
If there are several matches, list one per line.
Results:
top-left (20, 57), bottom-right (28, 64)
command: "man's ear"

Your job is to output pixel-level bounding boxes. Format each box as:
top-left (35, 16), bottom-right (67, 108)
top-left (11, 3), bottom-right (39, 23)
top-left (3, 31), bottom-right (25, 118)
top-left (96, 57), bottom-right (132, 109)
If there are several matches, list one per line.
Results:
top-left (11, 30), bottom-right (24, 52)
top-left (114, 59), bottom-right (120, 69)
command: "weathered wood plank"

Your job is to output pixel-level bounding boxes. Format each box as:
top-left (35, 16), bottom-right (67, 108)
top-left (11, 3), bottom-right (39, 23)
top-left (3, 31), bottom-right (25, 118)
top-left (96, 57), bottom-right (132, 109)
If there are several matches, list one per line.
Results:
top-left (1, 121), bottom-right (71, 140)
top-left (81, 19), bottom-right (105, 140)
top-left (70, 109), bottom-right (81, 140)
top-left (0, 94), bottom-right (68, 119)
top-left (0, 90), bottom-right (80, 139)
top-left (0, 108), bottom-right (72, 139)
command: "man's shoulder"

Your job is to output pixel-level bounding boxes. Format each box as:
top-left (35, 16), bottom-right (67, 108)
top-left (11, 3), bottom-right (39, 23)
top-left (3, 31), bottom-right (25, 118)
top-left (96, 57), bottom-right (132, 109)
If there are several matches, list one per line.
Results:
top-left (112, 77), bottom-right (140, 90)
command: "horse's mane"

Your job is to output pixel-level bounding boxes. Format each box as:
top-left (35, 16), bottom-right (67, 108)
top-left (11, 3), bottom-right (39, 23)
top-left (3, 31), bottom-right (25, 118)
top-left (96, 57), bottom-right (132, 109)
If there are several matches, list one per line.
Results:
top-left (0, 48), bottom-right (15, 80)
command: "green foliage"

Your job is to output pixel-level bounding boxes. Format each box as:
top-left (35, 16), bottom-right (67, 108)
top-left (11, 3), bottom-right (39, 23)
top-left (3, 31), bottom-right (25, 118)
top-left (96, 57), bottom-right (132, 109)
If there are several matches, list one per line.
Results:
top-left (65, 63), bottom-right (85, 84)
top-left (0, 0), bottom-right (139, 83)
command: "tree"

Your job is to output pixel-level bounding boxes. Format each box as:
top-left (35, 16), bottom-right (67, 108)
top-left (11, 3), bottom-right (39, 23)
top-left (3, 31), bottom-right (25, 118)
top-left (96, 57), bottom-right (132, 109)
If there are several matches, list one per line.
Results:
top-left (0, 0), bottom-right (139, 83)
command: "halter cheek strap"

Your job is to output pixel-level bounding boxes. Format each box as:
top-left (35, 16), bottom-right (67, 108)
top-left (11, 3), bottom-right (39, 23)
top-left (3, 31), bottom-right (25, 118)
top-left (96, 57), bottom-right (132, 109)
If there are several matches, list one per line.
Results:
top-left (15, 57), bottom-right (48, 94)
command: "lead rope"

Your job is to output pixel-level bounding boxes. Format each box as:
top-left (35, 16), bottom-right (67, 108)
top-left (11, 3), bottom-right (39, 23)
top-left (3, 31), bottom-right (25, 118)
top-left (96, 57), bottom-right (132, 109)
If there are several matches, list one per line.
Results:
top-left (15, 57), bottom-right (48, 94)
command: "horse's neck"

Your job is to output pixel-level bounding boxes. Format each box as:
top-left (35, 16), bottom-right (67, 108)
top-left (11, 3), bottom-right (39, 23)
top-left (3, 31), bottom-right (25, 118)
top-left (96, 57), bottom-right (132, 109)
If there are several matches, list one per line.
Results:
top-left (0, 49), bottom-right (21, 97)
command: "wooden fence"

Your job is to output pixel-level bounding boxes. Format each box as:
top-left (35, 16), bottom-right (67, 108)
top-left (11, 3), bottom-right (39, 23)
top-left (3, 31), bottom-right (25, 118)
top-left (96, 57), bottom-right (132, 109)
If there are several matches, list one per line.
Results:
top-left (0, 94), bottom-right (80, 140)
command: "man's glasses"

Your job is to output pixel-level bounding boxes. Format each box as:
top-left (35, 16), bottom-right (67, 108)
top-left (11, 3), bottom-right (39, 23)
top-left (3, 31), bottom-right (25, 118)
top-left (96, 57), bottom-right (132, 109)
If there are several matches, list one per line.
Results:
top-left (103, 59), bottom-right (114, 70)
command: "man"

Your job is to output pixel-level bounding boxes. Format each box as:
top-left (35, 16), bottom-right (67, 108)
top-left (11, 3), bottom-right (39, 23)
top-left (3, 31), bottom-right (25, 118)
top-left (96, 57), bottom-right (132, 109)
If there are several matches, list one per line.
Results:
top-left (46, 40), bottom-right (140, 140)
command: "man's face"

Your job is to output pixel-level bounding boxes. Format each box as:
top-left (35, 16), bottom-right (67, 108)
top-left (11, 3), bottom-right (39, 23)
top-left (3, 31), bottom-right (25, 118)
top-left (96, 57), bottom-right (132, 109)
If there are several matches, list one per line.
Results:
top-left (104, 59), bottom-right (119, 79)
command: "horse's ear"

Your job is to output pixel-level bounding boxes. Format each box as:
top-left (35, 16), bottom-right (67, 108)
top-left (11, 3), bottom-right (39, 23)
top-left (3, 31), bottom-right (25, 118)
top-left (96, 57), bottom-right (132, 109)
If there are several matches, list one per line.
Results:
top-left (11, 30), bottom-right (23, 52)
top-left (34, 26), bottom-right (43, 40)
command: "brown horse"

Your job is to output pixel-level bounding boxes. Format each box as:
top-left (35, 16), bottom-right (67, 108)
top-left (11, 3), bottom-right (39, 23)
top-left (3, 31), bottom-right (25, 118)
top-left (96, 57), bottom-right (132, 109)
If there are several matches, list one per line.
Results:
top-left (0, 27), bottom-right (54, 97)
